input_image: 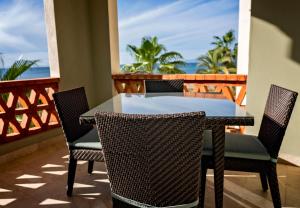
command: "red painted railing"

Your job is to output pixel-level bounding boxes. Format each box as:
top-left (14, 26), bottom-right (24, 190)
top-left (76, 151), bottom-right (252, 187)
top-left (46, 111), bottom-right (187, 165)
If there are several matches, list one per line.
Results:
top-left (112, 74), bottom-right (247, 105)
top-left (0, 78), bottom-right (60, 143)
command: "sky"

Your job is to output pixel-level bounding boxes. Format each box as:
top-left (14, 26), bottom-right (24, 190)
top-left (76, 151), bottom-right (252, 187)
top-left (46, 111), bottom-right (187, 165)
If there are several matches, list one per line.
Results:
top-left (0, 0), bottom-right (239, 67)
top-left (118, 0), bottom-right (239, 64)
top-left (0, 0), bottom-right (48, 67)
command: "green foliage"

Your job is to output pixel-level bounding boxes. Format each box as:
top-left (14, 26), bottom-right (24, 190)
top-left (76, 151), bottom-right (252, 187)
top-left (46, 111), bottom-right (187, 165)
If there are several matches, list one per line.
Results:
top-left (197, 30), bottom-right (238, 74)
top-left (123, 36), bottom-right (186, 74)
top-left (0, 53), bottom-right (38, 81)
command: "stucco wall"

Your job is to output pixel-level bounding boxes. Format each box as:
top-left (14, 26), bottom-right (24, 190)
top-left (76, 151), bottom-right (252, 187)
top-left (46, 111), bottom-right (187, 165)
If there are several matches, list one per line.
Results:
top-left (247, 0), bottom-right (300, 165)
top-left (45, 0), bottom-right (119, 107)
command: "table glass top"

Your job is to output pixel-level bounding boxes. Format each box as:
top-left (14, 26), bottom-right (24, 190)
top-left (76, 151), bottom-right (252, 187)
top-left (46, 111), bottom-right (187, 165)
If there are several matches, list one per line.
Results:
top-left (81, 93), bottom-right (253, 119)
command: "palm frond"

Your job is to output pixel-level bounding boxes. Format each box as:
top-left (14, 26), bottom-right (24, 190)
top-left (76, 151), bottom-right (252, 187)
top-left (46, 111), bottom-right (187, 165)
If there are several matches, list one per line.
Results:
top-left (126, 45), bottom-right (141, 59)
top-left (1, 59), bottom-right (38, 81)
top-left (196, 69), bottom-right (212, 74)
top-left (227, 67), bottom-right (237, 74)
top-left (159, 64), bottom-right (186, 74)
top-left (159, 51), bottom-right (185, 65)
top-left (124, 36), bottom-right (185, 74)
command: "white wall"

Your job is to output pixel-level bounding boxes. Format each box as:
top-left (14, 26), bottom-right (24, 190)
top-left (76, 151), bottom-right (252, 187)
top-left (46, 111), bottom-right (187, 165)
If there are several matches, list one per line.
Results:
top-left (237, 0), bottom-right (251, 75)
top-left (247, 0), bottom-right (300, 165)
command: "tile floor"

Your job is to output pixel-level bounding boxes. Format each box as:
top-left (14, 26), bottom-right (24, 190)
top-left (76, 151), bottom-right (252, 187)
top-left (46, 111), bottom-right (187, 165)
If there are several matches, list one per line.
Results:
top-left (0, 136), bottom-right (299, 208)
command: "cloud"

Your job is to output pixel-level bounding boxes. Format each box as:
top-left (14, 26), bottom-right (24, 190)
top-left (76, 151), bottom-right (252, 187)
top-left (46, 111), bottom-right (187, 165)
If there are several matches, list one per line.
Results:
top-left (118, 0), bottom-right (239, 64)
top-left (2, 52), bottom-right (49, 67)
top-left (0, 0), bottom-right (48, 66)
top-left (119, 0), bottom-right (203, 29)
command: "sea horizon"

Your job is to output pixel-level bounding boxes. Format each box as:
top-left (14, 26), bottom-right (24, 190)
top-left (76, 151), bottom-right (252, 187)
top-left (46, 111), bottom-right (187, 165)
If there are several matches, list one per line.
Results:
top-left (0, 63), bottom-right (203, 80)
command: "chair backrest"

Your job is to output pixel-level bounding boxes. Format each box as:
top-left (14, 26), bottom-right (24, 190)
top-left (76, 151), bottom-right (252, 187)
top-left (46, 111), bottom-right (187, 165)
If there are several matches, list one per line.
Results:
top-left (53, 87), bottom-right (92, 143)
top-left (95, 112), bottom-right (206, 207)
top-left (145, 79), bottom-right (184, 93)
top-left (258, 84), bottom-right (298, 159)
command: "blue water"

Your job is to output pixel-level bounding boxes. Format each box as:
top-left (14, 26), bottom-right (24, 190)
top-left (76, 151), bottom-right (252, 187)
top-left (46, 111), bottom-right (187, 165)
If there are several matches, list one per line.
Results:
top-left (0, 63), bottom-right (201, 80)
top-left (0, 67), bottom-right (50, 80)
top-left (182, 63), bottom-right (201, 74)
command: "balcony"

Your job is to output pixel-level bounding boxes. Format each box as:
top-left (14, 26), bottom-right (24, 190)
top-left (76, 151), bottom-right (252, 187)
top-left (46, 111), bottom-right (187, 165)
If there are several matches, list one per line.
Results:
top-left (0, 74), bottom-right (245, 145)
top-left (0, 75), bottom-right (299, 207)
top-left (1, 0), bottom-right (300, 207)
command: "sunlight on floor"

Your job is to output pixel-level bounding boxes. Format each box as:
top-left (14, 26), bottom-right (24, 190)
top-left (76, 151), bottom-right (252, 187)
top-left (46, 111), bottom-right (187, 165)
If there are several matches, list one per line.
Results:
top-left (39, 198), bottom-right (70, 205)
top-left (15, 183), bottom-right (46, 189)
top-left (93, 171), bottom-right (108, 175)
top-left (0, 198), bottom-right (17, 206)
top-left (0, 188), bottom-right (12, 193)
top-left (61, 155), bottom-right (69, 159)
top-left (94, 179), bottom-right (110, 183)
top-left (73, 183), bottom-right (95, 188)
top-left (43, 170), bottom-right (67, 175)
top-left (42, 164), bottom-right (64, 168)
top-left (0, 137), bottom-right (299, 208)
top-left (79, 193), bottom-right (102, 196)
top-left (16, 174), bottom-right (42, 179)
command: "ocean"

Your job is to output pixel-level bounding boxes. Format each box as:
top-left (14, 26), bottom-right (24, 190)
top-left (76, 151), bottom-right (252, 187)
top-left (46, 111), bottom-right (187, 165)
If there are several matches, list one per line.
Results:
top-left (181, 63), bottom-right (200, 74)
top-left (0, 63), bottom-right (201, 80)
top-left (0, 67), bottom-right (50, 80)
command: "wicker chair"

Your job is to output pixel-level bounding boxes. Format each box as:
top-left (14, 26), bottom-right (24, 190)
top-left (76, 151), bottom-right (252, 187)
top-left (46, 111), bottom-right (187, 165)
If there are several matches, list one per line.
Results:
top-left (200, 85), bottom-right (298, 208)
top-left (94, 112), bottom-right (206, 208)
top-left (53, 87), bottom-right (104, 196)
top-left (145, 79), bottom-right (184, 93)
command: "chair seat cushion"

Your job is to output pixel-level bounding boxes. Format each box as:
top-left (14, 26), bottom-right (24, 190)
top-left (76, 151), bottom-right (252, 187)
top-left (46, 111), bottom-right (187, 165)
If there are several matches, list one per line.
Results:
top-left (203, 131), bottom-right (271, 161)
top-left (69, 128), bottom-right (102, 150)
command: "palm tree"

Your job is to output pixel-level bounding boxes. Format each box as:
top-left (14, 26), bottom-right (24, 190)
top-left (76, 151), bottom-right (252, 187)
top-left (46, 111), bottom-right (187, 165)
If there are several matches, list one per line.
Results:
top-left (196, 48), bottom-right (231, 74)
top-left (212, 30), bottom-right (235, 49)
top-left (123, 36), bottom-right (186, 74)
top-left (212, 30), bottom-right (237, 72)
top-left (0, 53), bottom-right (38, 81)
top-left (197, 30), bottom-right (238, 74)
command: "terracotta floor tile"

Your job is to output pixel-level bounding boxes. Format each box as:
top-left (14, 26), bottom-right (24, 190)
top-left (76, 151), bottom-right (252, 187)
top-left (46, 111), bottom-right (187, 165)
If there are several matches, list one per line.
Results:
top-left (0, 136), bottom-right (299, 207)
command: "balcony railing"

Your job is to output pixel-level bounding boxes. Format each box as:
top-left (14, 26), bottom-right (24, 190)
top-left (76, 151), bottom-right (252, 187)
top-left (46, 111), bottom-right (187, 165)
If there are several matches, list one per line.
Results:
top-left (0, 78), bottom-right (60, 143)
top-left (112, 74), bottom-right (247, 105)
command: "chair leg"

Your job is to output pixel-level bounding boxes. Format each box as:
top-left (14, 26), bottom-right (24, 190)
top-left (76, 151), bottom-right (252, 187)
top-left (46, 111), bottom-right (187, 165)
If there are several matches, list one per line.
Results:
top-left (199, 164), bottom-right (207, 208)
top-left (266, 163), bottom-right (281, 208)
top-left (112, 198), bottom-right (134, 208)
top-left (88, 160), bottom-right (94, 174)
top-left (259, 171), bottom-right (268, 191)
top-left (67, 157), bottom-right (77, 196)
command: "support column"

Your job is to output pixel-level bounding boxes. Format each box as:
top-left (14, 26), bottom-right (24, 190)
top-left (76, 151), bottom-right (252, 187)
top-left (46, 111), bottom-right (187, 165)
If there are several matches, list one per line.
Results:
top-left (44, 0), bottom-right (120, 106)
top-left (237, 0), bottom-right (252, 75)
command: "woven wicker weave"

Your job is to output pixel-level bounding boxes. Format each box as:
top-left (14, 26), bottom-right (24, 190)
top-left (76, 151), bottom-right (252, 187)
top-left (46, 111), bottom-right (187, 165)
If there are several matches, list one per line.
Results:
top-left (258, 84), bottom-right (298, 158)
top-left (79, 94), bottom-right (254, 208)
top-left (94, 112), bottom-right (206, 207)
top-left (53, 87), bottom-right (92, 143)
top-left (53, 87), bottom-right (104, 196)
top-left (145, 79), bottom-right (184, 93)
top-left (201, 84), bottom-right (298, 208)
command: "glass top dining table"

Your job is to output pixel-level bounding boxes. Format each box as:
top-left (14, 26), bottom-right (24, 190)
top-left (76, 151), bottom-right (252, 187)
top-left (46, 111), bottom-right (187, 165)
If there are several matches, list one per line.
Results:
top-left (80, 93), bottom-right (253, 122)
top-left (80, 93), bottom-right (254, 208)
